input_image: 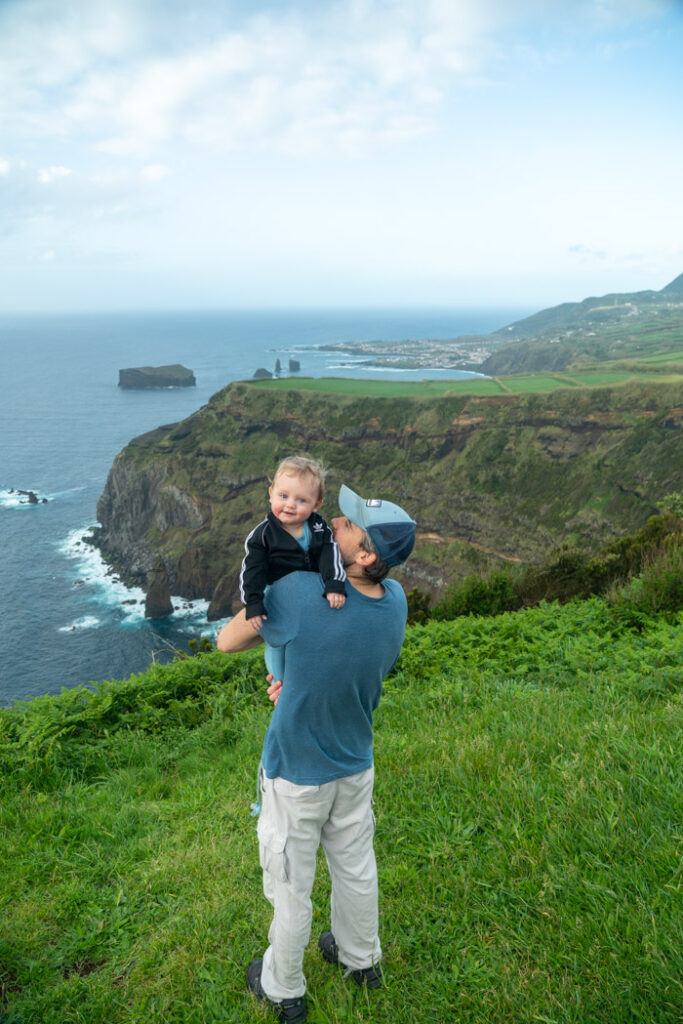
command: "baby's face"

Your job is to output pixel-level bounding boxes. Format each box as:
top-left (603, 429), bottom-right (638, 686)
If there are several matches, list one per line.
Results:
top-left (269, 471), bottom-right (321, 528)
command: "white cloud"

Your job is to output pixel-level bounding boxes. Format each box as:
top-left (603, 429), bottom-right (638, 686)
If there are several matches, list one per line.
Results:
top-left (0, 157), bottom-right (9, 175)
top-left (0, 1), bottom-right (501, 160)
top-left (37, 165), bottom-right (72, 183)
top-left (140, 163), bottom-right (170, 183)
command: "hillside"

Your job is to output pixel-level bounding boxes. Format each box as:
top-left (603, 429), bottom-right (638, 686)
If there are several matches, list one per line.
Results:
top-left (480, 273), bottom-right (683, 374)
top-left (1, 596), bottom-right (681, 1022)
top-left (94, 379), bottom-right (683, 616)
top-left (306, 274), bottom-right (683, 374)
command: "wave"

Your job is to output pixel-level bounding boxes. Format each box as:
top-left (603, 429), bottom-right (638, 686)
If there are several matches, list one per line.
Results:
top-left (58, 616), bottom-right (101, 634)
top-left (0, 488), bottom-right (47, 509)
top-left (58, 526), bottom-right (210, 626)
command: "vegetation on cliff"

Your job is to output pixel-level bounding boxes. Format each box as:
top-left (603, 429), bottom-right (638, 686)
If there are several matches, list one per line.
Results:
top-left (94, 378), bottom-right (683, 617)
top-left (1, 570), bottom-right (681, 1022)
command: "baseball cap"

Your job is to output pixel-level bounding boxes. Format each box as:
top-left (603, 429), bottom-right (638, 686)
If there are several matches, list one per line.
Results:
top-left (338, 484), bottom-right (416, 568)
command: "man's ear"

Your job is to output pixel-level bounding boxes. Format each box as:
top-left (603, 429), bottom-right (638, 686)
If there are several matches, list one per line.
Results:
top-left (356, 547), bottom-right (377, 567)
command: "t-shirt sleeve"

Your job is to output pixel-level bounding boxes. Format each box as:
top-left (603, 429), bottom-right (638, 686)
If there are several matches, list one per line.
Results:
top-left (260, 576), bottom-right (303, 648)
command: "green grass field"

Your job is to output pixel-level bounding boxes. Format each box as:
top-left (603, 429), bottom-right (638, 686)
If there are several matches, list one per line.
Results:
top-left (248, 366), bottom-right (683, 399)
top-left (633, 350), bottom-right (683, 364)
top-left (1, 599), bottom-right (682, 1023)
top-left (248, 376), bottom-right (506, 397)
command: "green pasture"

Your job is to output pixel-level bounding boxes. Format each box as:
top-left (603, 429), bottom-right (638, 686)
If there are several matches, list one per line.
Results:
top-left (1, 598), bottom-right (682, 1023)
top-left (248, 376), bottom-right (505, 397)
top-left (248, 366), bottom-right (683, 399)
top-left (633, 350), bottom-right (683, 364)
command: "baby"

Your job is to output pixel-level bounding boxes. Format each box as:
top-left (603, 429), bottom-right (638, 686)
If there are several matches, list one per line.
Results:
top-left (240, 454), bottom-right (346, 632)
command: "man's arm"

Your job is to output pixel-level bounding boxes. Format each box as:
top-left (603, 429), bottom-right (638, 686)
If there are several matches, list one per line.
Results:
top-left (216, 609), bottom-right (263, 652)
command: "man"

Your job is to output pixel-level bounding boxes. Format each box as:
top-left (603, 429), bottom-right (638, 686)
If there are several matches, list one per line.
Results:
top-left (217, 483), bottom-right (416, 1023)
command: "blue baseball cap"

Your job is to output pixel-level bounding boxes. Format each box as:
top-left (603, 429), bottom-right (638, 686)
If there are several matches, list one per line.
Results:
top-left (339, 484), bottom-right (416, 568)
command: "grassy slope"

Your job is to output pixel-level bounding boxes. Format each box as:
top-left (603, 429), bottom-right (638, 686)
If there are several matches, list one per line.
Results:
top-left (1, 600), bottom-right (682, 1023)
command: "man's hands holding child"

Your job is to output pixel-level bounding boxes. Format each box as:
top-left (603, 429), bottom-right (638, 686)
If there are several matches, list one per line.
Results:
top-left (326, 593), bottom-right (346, 610)
top-left (266, 673), bottom-right (283, 705)
top-left (249, 614), bottom-right (267, 632)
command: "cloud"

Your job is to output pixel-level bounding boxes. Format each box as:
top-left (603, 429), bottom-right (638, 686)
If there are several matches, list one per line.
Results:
top-left (568, 243), bottom-right (608, 261)
top-left (0, 0), bottom-right (501, 160)
top-left (0, 158), bottom-right (164, 254)
top-left (0, 0), bottom-right (675, 162)
top-left (140, 163), bottom-right (170, 183)
top-left (37, 165), bottom-right (72, 183)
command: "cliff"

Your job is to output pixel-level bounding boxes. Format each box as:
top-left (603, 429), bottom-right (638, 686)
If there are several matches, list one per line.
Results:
top-left (94, 379), bottom-right (683, 619)
top-left (118, 364), bottom-right (196, 388)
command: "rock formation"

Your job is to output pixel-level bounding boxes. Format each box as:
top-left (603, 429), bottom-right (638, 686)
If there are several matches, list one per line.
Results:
top-left (119, 365), bottom-right (196, 389)
top-left (144, 562), bottom-right (174, 618)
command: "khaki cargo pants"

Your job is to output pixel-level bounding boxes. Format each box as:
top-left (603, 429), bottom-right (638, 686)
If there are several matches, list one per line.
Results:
top-left (256, 765), bottom-right (381, 1001)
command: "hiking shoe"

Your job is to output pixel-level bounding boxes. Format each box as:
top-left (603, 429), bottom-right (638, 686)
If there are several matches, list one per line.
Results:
top-left (246, 958), bottom-right (307, 1023)
top-left (317, 932), bottom-right (383, 989)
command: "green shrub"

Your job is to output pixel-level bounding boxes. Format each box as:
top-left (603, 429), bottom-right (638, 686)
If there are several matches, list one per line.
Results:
top-left (406, 587), bottom-right (432, 625)
top-left (608, 541), bottom-right (683, 626)
top-left (432, 513), bottom-right (683, 622)
top-left (432, 570), bottom-right (519, 619)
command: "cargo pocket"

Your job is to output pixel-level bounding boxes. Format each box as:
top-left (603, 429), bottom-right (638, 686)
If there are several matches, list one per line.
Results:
top-left (257, 817), bottom-right (288, 883)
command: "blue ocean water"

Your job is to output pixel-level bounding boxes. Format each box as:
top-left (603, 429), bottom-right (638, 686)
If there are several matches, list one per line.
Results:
top-left (0, 307), bottom-right (527, 705)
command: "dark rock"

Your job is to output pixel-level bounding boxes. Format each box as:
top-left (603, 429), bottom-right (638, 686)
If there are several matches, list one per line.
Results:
top-left (119, 365), bottom-right (196, 389)
top-left (253, 367), bottom-right (273, 379)
top-left (145, 562), bottom-right (174, 618)
top-left (207, 572), bottom-right (241, 621)
top-left (289, 358), bottom-right (301, 372)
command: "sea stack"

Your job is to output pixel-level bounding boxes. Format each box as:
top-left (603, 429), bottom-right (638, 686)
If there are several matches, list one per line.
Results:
top-left (145, 563), bottom-right (174, 618)
top-left (119, 365), bottom-right (196, 389)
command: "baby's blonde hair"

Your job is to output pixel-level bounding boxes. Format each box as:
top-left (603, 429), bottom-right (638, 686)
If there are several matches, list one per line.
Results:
top-left (272, 455), bottom-right (326, 503)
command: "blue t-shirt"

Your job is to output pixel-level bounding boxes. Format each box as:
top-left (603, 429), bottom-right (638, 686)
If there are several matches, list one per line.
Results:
top-left (260, 571), bottom-right (407, 785)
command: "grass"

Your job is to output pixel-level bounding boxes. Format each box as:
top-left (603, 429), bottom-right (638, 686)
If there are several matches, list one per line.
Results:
top-left (247, 376), bottom-right (505, 397)
top-left (1, 599), bottom-right (682, 1023)
top-left (247, 368), bottom-right (683, 399)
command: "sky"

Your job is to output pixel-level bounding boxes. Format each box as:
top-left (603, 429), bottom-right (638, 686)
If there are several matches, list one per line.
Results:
top-left (1, 0), bottom-right (682, 311)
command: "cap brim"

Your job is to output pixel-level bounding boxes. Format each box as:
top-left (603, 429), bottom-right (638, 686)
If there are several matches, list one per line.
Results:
top-left (338, 484), bottom-right (367, 530)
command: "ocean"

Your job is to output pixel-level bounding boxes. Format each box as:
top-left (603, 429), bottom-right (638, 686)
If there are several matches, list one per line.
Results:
top-left (0, 307), bottom-right (527, 706)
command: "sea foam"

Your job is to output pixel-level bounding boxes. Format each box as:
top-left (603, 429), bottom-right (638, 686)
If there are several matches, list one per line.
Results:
top-left (58, 526), bottom-right (210, 627)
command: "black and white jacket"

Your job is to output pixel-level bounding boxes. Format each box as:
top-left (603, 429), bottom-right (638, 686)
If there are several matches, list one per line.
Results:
top-left (240, 510), bottom-right (347, 619)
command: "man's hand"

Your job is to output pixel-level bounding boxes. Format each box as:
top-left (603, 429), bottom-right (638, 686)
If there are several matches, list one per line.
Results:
top-left (216, 609), bottom-right (263, 652)
top-left (326, 592), bottom-right (346, 610)
top-left (266, 673), bottom-right (283, 705)
top-left (250, 614), bottom-right (267, 632)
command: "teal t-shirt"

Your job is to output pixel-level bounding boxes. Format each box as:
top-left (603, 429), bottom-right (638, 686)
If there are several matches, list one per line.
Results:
top-left (260, 571), bottom-right (407, 785)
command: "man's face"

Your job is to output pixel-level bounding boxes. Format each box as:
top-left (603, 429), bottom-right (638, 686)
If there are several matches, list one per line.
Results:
top-left (331, 515), bottom-right (371, 566)
top-left (269, 471), bottom-right (321, 527)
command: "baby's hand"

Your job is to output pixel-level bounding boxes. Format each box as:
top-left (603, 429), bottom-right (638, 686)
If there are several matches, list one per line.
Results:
top-left (326, 593), bottom-right (346, 610)
top-left (249, 614), bottom-right (267, 632)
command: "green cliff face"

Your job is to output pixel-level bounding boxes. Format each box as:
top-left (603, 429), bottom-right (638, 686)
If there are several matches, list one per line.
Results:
top-left (94, 380), bottom-right (683, 619)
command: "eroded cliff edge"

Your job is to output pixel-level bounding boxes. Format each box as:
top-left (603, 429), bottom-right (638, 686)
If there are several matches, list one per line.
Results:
top-left (94, 380), bottom-right (683, 619)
